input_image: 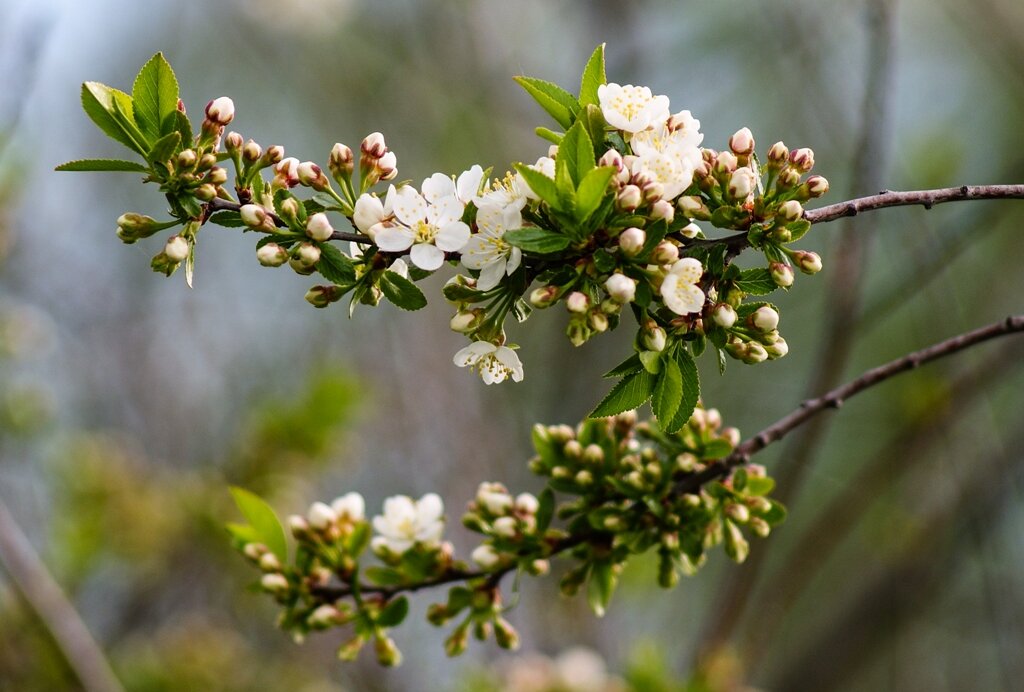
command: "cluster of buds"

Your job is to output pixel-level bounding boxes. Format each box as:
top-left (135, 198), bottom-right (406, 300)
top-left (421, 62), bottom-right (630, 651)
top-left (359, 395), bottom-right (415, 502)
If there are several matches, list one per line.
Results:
top-left (427, 585), bottom-right (521, 655)
top-left (200, 96), bottom-right (234, 145)
top-left (359, 132), bottom-right (398, 189)
top-left (149, 222), bottom-right (197, 277)
top-left (463, 483), bottom-right (547, 574)
top-left (718, 304), bottom-right (789, 364)
top-left (240, 542), bottom-right (293, 599)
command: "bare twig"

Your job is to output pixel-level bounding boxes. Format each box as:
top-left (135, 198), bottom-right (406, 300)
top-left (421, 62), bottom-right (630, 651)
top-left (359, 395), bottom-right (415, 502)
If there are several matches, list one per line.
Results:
top-left (804, 184), bottom-right (1024, 224)
top-left (0, 500), bottom-right (122, 692)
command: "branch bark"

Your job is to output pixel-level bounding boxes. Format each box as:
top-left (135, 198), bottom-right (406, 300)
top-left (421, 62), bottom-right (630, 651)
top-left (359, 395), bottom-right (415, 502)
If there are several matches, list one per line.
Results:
top-left (803, 184), bottom-right (1024, 224)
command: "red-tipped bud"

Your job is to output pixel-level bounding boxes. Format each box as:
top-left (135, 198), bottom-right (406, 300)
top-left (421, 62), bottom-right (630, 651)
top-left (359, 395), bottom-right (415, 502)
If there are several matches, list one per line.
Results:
top-left (728, 127), bottom-right (755, 156)
top-left (204, 96), bottom-right (235, 126)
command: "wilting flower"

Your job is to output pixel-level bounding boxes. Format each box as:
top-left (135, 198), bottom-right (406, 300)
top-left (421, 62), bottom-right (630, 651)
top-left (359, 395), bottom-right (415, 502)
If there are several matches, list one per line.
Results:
top-left (460, 204), bottom-right (523, 290)
top-left (371, 493), bottom-right (445, 555)
top-left (453, 342), bottom-right (524, 384)
top-left (375, 185), bottom-right (470, 271)
top-left (660, 257), bottom-right (705, 315)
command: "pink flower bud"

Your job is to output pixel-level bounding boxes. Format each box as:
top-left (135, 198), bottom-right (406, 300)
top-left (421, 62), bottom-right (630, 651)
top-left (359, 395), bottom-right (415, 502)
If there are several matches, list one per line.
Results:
top-left (242, 139), bottom-right (262, 162)
top-left (193, 183), bottom-right (217, 201)
top-left (728, 168), bottom-right (757, 200)
top-left (239, 204), bottom-right (268, 227)
top-left (330, 143), bottom-right (354, 177)
top-left (650, 199), bottom-right (675, 223)
top-left (711, 303), bottom-right (737, 328)
top-left (618, 227), bottom-right (646, 256)
top-left (376, 151), bottom-right (398, 180)
top-left (204, 96), bottom-right (235, 126)
top-left (264, 145), bottom-right (285, 165)
top-left (361, 131), bottom-right (387, 158)
top-left (224, 131), bottom-right (243, 153)
top-left (297, 161), bottom-right (328, 190)
top-left (529, 285), bottom-right (560, 308)
top-left (715, 151), bottom-right (738, 174)
top-left (617, 184), bottom-right (642, 211)
top-left (790, 147), bottom-right (815, 172)
top-left (296, 242), bottom-right (321, 267)
top-left (207, 166), bottom-right (228, 186)
top-left (805, 175), bottom-right (829, 197)
top-left (566, 291), bottom-right (589, 314)
top-left (767, 141), bottom-right (788, 165)
top-left (728, 127), bottom-right (755, 156)
top-left (305, 213), bottom-right (335, 242)
top-left (274, 157), bottom-right (300, 187)
top-left (652, 240), bottom-right (679, 265)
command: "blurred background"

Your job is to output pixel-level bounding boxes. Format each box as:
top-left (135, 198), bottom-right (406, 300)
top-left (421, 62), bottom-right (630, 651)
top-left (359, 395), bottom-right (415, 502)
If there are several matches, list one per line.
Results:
top-left (1, 0), bottom-right (1023, 689)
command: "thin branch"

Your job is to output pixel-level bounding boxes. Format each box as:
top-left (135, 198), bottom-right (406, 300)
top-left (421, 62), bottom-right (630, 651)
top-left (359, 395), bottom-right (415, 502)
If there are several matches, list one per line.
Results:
top-left (0, 500), bottom-right (122, 692)
top-left (677, 314), bottom-right (1024, 494)
top-left (804, 184), bottom-right (1024, 224)
top-left (205, 197), bottom-right (372, 244)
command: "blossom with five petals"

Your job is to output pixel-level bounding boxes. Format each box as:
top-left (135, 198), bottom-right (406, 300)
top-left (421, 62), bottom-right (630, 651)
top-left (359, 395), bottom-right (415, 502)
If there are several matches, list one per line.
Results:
top-left (660, 257), bottom-right (706, 315)
top-left (460, 204), bottom-right (523, 291)
top-left (421, 165), bottom-right (485, 207)
top-left (371, 493), bottom-right (445, 556)
top-left (375, 185), bottom-right (471, 271)
top-left (597, 83), bottom-right (671, 133)
top-left (453, 342), bottom-right (524, 384)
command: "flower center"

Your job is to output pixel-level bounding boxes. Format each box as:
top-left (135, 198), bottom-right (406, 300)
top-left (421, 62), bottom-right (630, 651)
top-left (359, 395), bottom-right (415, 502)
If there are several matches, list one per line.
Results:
top-left (413, 220), bottom-right (438, 244)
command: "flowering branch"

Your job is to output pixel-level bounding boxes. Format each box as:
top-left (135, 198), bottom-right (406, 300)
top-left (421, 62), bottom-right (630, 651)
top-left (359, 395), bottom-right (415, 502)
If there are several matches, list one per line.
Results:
top-left (205, 197), bottom-right (372, 245)
top-left (676, 314), bottom-right (1024, 493)
top-left (803, 184), bottom-right (1024, 224)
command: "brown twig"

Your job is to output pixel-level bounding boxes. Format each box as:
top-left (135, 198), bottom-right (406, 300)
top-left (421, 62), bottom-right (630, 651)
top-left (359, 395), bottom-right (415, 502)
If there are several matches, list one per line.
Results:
top-left (0, 500), bottom-right (122, 692)
top-left (803, 184), bottom-right (1024, 224)
top-left (205, 197), bottom-right (372, 244)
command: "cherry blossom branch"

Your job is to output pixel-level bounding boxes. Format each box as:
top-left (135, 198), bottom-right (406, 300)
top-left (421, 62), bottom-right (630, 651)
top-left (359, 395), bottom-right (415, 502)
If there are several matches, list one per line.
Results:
top-left (677, 314), bottom-right (1024, 494)
top-left (205, 197), bottom-right (372, 245)
top-left (803, 184), bottom-right (1024, 224)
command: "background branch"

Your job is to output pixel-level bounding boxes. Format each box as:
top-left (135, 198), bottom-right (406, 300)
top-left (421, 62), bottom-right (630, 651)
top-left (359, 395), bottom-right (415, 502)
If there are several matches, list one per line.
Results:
top-left (804, 184), bottom-right (1024, 224)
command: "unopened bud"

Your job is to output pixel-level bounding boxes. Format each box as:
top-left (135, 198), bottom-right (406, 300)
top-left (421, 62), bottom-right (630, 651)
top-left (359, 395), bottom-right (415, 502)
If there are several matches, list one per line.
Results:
top-left (450, 309), bottom-right (482, 333)
top-left (307, 501), bottom-right (337, 530)
top-left (305, 285), bottom-right (341, 308)
top-left (224, 131), bottom-right (243, 153)
top-left (242, 139), bottom-right (262, 163)
top-left (297, 161), bottom-right (329, 191)
top-left (778, 200), bottom-right (803, 222)
top-left (329, 143), bottom-right (354, 178)
top-left (769, 261), bottom-right (795, 288)
top-left (240, 204), bottom-right (268, 228)
top-left (264, 145), bottom-right (285, 165)
top-left (618, 227), bottom-right (646, 256)
top-left (715, 151), bottom-right (738, 174)
top-left (794, 250), bottom-right (822, 274)
top-left (256, 243), bottom-right (287, 267)
top-left (274, 157), bottom-right (300, 188)
top-left (115, 213), bottom-right (161, 243)
top-left (605, 273), bottom-right (637, 303)
top-left (617, 184), bottom-right (642, 211)
top-left (588, 311), bottom-right (609, 332)
top-left (805, 175), bottom-right (829, 197)
top-left (751, 306), bottom-right (779, 332)
top-left (296, 242), bottom-right (321, 267)
top-left (529, 285), bottom-right (560, 308)
top-left (726, 503), bottom-right (750, 523)
top-left (750, 517), bottom-right (771, 538)
top-left (164, 235), bottom-right (189, 263)
top-left (374, 635), bottom-right (402, 667)
top-left (711, 303), bottom-right (737, 328)
top-left (643, 324), bottom-right (667, 352)
top-left (305, 212), bottom-right (334, 242)
top-left (721, 427), bottom-right (741, 448)
top-left (515, 493), bottom-right (539, 515)
top-left (728, 167), bottom-right (757, 200)
top-left (492, 516), bottom-right (517, 537)
top-left (728, 127), bottom-right (755, 156)
top-left (678, 195), bottom-right (710, 220)
top-left (260, 573), bottom-right (289, 593)
top-left (566, 291), bottom-right (589, 314)
top-left (767, 141), bottom-right (789, 165)
top-left (193, 183), bottom-right (217, 201)
top-left (258, 552), bottom-right (281, 572)
top-left (790, 147), bottom-right (815, 172)
top-left (361, 131), bottom-right (387, 158)
top-left (204, 96), bottom-right (235, 126)
top-left (494, 617), bottom-right (520, 650)
top-left (472, 544), bottom-right (501, 569)
top-left (652, 240), bottom-right (679, 265)
top-left (765, 337), bottom-right (789, 359)
top-left (743, 342), bottom-right (769, 364)
top-left (176, 149), bottom-right (197, 168)
top-left (206, 167), bottom-right (228, 186)
top-left (650, 199), bottom-right (675, 223)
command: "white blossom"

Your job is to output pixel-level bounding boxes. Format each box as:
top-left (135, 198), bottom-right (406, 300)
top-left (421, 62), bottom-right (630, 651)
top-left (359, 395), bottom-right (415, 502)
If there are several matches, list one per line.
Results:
top-left (472, 544), bottom-right (501, 569)
top-left (375, 185), bottom-right (470, 271)
top-left (453, 342), bottom-right (524, 384)
top-left (371, 493), bottom-right (445, 556)
top-left (660, 257), bottom-right (705, 315)
top-left (352, 186), bottom-right (396, 240)
top-left (476, 482), bottom-right (514, 515)
top-left (307, 501), bottom-right (337, 530)
top-left (597, 83), bottom-right (670, 133)
top-left (421, 165), bottom-right (485, 207)
top-left (517, 156), bottom-right (557, 200)
top-left (460, 204), bottom-right (523, 290)
top-left (330, 492), bottom-right (365, 523)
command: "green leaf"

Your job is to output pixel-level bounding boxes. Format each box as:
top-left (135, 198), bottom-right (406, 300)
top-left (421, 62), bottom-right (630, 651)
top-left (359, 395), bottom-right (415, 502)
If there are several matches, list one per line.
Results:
top-left (208, 211), bottom-right (244, 227)
top-left (504, 228), bottom-right (571, 254)
top-left (513, 164), bottom-right (559, 207)
top-left (513, 76), bottom-right (579, 129)
top-left (575, 166), bottom-right (614, 223)
top-left (652, 357), bottom-right (683, 426)
top-left (745, 476), bottom-right (776, 496)
top-left (536, 488), bottom-right (555, 532)
top-left (147, 131), bottom-right (181, 166)
top-left (229, 487), bottom-right (287, 561)
top-left (662, 349), bottom-right (700, 433)
top-left (132, 52), bottom-right (180, 142)
top-left (535, 127), bottom-right (563, 145)
top-left (639, 349), bottom-right (662, 374)
top-left (81, 82), bottom-right (146, 155)
top-left (317, 243), bottom-right (356, 285)
top-left (701, 439), bottom-right (734, 461)
top-left (760, 499), bottom-right (787, 526)
top-left (442, 282), bottom-right (486, 303)
top-left (173, 109), bottom-right (193, 147)
top-left (603, 353), bottom-right (643, 378)
top-left (226, 522), bottom-right (261, 545)
top-left (786, 219), bottom-right (811, 242)
top-left (559, 120), bottom-right (595, 186)
top-left (587, 561), bottom-right (615, 617)
top-left (590, 369), bottom-right (656, 418)
top-left (637, 220), bottom-right (668, 261)
top-left (376, 596), bottom-right (410, 627)
top-left (580, 104), bottom-right (608, 159)
top-left (55, 158), bottom-right (148, 173)
top-left (579, 44), bottom-right (607, 106)
top-left (735, 268), bottom-right (778, 296)
top-left (364, 566), bottom-right (406, 586)
top-left (379, 270), bottom-right (427, 311)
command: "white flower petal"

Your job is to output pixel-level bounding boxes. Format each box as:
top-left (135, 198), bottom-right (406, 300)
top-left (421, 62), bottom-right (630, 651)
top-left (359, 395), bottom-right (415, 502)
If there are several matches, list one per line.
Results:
top-left (435, 221), bottom-right (470, 252)
top-left (460, 236), bottom-right (496, 270)
top-left (375, 226), bottom-right (415, 252)
top-left (421, 172), bottom-right (456, 204)
top-left (410, 242), bottom-right (445, 271)
top-left (669, 257), bottom-right (704, 284)
top-left (494, 346), bottom-right (524, 382)
top-left (353, 194), bottom-right (384, 233)
top-left (475, 258), bottom-right (506, 291)
top-left (475, 204), bottom-right (506, 236)
top-left (430, 195), bottom-right (465, 226)
top-left (456, 165), bottom-right (484, 204)
top-left (417, 493), bottom-right (444, 523)
top-left (506, 246), bottom-right (522, 275)
top-left (392, 187), bottom-right (427, 226)
top-left (454, 341), bottom-right (496, 366)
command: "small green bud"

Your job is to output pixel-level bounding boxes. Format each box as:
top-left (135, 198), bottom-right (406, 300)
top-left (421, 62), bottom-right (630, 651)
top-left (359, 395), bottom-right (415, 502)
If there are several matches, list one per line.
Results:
top-left (374, 635), bottom-right (402, 667)
top-left (494, 617), bottom-right (520, 650)
top-left (445, 623), bottom-right (470, 657)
